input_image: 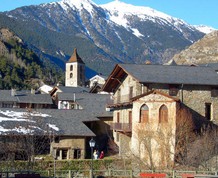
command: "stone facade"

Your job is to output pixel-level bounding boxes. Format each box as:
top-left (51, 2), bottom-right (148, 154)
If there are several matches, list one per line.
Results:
top-left (113, 74), bottom-right (218, 124)
top-left (105, 64), bottom-right (218, 168)
top-left (131, 92), bottom-right (178, 168)
top-left (113, 75), bottom-right (143, 104)
top-left (51, 137), bottom-right (85, 160)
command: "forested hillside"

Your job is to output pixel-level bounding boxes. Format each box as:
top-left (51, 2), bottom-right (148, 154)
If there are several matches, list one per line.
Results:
top-left (0, 28), bottom-right (63, 89)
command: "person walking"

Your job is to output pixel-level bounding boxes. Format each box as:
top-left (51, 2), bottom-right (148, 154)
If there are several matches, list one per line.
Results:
top-left (99, 151), bottom-right (104, 159)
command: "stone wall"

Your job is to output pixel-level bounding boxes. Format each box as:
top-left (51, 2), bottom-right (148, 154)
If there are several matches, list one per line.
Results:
top-left (113, 75), bottom-right (143, 103)
top-left (147, 84), bottom-right (218, 124)
top-left (51, 137), bottom-right (85, 160)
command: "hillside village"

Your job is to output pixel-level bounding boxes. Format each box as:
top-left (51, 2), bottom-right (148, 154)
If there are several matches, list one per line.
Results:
top-left (1, 45), bottom-right (218, 172)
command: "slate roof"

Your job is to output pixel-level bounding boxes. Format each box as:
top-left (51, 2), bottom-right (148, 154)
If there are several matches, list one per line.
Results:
top-left (0, 92), bottom-right (113, 136)
top-left (0, 108), bottom-right (97, 136)
top-left (38, 109), bottom-right (98, 136)
top-left (0, 90), bottom-right (53, 104)
top-left (57, 93), bottom-right (113, 117)
top-left (119, 64), bottom-right (218, 86)
top-left (0, 90), bottom-right (17, 102)
top-left (203, 63), bottom-right (218, 71)
top-left (17, 93), bottom-right (53, 104)
top-left (57, 86), bottom-right (90, 93)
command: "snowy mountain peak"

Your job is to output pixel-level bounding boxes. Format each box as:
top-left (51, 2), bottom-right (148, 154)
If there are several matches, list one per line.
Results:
top-left (194, 25), bottom-right (216, 34)
top-left (57, 0), bottom-right (97, 13)
top-left (101, 0), bottom-right (173, 21)
top-left (100, 1), bottom-right (195, 33)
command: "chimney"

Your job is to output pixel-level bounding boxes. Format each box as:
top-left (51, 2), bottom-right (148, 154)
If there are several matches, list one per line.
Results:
top-left (145, 60), bottom-right (151, 65)
top-left (31, 88), bottom-right (35, 95)
top-left (11, 89), bottom-right (16, 96)
top-left (57, 81), bottom-right (62, 86)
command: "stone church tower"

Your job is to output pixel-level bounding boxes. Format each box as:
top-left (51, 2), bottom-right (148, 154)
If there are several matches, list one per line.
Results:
top-left (65, 48), bottom-right (85, 87)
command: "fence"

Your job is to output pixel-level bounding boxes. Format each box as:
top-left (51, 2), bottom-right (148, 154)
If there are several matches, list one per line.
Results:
top-left (0, 170), bottom-right (218, 178)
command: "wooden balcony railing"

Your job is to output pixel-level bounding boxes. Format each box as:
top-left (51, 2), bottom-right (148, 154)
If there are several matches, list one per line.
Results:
top-left (110, 123), bottom-right (132, 132)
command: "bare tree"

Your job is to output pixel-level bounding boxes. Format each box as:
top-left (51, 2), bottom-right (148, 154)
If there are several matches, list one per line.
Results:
top-left (186, 125), bottom-right (218, 169)
top-left (132, 105), bottom-right (198, 170)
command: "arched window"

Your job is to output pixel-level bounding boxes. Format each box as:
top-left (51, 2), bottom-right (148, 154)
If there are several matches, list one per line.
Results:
top-left (159, 105), bottom-right (168, 123)
top-left (70, 73), bottom-right (73, 78)
top-left (140, 104), bottom-right (149, 123)
top-left (70, 65), bottom-right (73, 71)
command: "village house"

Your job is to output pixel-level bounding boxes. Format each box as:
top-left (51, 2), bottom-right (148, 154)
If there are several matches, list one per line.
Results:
top-left (102, 63), bottom-right (218, 168)
top-left (0, 48), bottom-right (113, 161)
top-left (89, 74), bottom-right (107, 88)
top-left (47, 91), bottom-right (113, 160)
top-left (0, 106), bottom-right (112, 160)
top-left (49, 85), bottom-right (90, 107)
top-left (0, 89), bottom-right (53, 109)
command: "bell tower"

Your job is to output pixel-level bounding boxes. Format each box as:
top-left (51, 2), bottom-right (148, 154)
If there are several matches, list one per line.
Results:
top-left (65, 48), bottom-right (85, 87)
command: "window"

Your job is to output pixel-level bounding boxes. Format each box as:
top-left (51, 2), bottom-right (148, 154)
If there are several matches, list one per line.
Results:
top-left (169, 85), bottom-right (179, 96)
top-left (129, 111), bottom-right (132, 124)
top-left (205, 103), bottom-right (211, 120)
top-left (73, 148), bottom-right (81, 159)
top-left (129, 86), bottom-right (133, 100)
top-left (128, 111), bottom-right (132, 130)
top-left (116, 131), bottom-right (120, 142)
top-left (70, 73), bottom-right (73, 78)
top-left (117, 89), bottom-right (121, 103)
top-left (140, 104), bottom-right (149, 123)
top-left (70, 65), bottom-right (73, 71)
top-left (159, 105), bottom-right (168, 123)
top-left (2, 103), bottom-right (13, 108)
top-left (54, 136), bottom-right (60, 143)
top-left (117, 112), bottom-right (120, 123)
top-left (62, 149), bottom-right (68, 159)
top-left (211, 88), bottom-right (218, 97)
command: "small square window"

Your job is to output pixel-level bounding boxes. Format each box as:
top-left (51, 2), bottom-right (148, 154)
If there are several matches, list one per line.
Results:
top-left (169, 85), bottom-right (179, 96)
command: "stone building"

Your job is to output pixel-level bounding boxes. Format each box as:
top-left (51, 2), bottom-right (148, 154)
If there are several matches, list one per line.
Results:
top-left (102, 63), bottom-right (218, 168)
top-left (89, 74), bottom-right (107, 88)
top-left (65, 48), bottom-right (85, 87)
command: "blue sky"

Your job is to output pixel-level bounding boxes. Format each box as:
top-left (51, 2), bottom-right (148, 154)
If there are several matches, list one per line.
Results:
top-left (0, 0), bottom-right (217, 29)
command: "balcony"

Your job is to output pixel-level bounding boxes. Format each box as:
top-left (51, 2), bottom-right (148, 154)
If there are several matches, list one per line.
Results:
top-left (107, 94), bottom-right (134, 108)
top-left (110, 123), bottom-right (132, 133)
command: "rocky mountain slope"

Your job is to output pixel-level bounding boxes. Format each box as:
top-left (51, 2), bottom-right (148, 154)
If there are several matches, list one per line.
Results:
top-left (170, 30), bottom-right (218, 65)
top-left (0, 0), bottom-right (205, 75)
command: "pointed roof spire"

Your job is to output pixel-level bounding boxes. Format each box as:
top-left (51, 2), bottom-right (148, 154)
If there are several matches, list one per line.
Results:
top-left (67, 48), bottom-right (85, 64)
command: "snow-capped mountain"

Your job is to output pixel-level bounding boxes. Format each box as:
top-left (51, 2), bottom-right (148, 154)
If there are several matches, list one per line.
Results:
top-left (1, 0), bottom-right (205, 74)
top-left (101, 1), bottom-right (198, 40)
top-left (194, 25), bottom-right (216, 34)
